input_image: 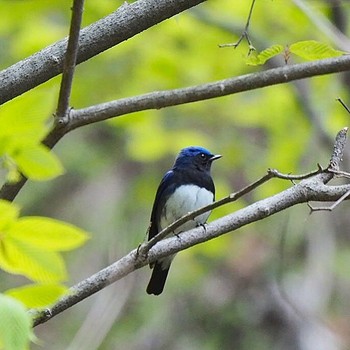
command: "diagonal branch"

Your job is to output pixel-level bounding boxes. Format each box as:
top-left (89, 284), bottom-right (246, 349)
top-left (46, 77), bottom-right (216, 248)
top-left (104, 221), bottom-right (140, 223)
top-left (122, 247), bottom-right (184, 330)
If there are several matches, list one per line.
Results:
top-left (30, 128), bottom-right (349, 327)
top-left (0, 0), bottom-right (206, 105)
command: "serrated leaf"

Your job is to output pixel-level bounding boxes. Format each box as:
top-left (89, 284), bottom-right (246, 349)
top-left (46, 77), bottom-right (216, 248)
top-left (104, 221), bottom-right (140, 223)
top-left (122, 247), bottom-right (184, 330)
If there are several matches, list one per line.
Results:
top-left (246, 44), bottom-right (284, 65)
top-left (11, 144), bottom-right (64, 181)
top-left (0, 294), bottom-right (33, 350)
top-left (289, 40), bottom-right (345, 60)
top-left (0, 200), bottom-right (19, 231)
top-left (9, 217), bottom-right (89, 251)
top-left (0, 237), bottom-right (67, 282)
top-left (5, 284), bottom-right (67, 308)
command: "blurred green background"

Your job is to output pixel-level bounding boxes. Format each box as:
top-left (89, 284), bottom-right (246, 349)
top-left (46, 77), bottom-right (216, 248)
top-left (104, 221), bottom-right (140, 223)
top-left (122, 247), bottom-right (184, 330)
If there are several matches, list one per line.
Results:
top-left (1, 0), bottom-right (350, 349)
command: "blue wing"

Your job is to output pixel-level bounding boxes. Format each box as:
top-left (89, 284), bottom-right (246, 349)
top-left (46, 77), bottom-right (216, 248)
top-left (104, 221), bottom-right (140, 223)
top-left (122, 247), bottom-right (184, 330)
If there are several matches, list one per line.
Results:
top-left (148, 170), bottom-right (177, 240)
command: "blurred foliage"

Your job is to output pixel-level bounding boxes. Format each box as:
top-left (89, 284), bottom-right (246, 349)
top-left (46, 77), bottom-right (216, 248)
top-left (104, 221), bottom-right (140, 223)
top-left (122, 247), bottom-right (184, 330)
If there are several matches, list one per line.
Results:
top-left (5, 284), bottom-right (67, 309)
top-left (1, 0), bottom-right (350, 349)
top-left (0, 197), bottom-right (88, 349)
top-left (0, 199), bottom-right (88, 284)
top-left (0, 91), bottom-right (63, 182)
top-left (0, 294), bottom-right (34, 350)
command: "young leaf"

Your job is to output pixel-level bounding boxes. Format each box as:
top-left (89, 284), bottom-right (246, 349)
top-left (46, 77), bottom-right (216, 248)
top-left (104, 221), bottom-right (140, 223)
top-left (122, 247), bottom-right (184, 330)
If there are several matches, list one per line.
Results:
top-left (0, 200), bottom-right (19, 231)
top-left (9, 217), bottom-right (89, 251)
top-left (0, 237), bottom-right (67, 282)
top-left (289, 40), bottom-right (345, 60)
top-left (246, 44), bottom-right (284, 65)
top-left (11, 144), bottom-right (64, 181)
top-left (0, 294), bottom-right (33, 350)
top-left (5, 284), bottom-right (67, 308)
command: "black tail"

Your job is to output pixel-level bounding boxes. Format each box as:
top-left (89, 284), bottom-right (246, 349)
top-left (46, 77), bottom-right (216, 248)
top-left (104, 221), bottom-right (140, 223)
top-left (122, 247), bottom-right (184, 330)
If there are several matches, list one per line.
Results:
top-left (146, 262), bottom-right (170, 295)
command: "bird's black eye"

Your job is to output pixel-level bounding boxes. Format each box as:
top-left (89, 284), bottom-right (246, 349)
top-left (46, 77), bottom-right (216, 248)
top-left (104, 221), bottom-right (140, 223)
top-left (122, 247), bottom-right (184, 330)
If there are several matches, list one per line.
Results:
top-left (200, 153), bottom-right (206, 159)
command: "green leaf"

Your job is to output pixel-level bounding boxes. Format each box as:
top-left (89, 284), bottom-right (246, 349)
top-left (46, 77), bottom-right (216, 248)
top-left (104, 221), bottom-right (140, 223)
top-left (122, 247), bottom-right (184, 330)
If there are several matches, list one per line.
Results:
top-left (11, 144), bottom-right (64, 181)
top-left (0, 90), bottom-right (58, 182)
top-left (246, 44), bottom-right (284, 65)
top-left (0, 90), bottom-right (55, 143)
top-left (0, 294), bottom-right (33, 350)
top-left (0, 200), bottom-right (19, 231)
top-left (0, 237), bottom-right (67, 282)
top-left (289, 40), bottom-right (345, 60)
top-left (5, 284), bottom-right (67, 308)
top-left (9, 217), bottom-right (89, 251)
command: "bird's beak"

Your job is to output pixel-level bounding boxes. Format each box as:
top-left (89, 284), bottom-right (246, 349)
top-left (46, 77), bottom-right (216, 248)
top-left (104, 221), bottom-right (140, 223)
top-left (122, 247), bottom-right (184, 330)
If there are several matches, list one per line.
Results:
top-left (210, 154), bottom-right (222, 161)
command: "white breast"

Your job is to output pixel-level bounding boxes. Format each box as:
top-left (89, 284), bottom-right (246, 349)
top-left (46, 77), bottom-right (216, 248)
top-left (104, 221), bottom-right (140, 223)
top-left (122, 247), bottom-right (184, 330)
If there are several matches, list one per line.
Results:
top-left (160, 184), bottom-right (214, 233)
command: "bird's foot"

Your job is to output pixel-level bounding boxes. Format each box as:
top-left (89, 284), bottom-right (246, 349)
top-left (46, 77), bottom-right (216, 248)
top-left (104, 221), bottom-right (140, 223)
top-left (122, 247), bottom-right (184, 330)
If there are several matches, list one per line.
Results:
top-left (197, 222), bottom-right (207, 233)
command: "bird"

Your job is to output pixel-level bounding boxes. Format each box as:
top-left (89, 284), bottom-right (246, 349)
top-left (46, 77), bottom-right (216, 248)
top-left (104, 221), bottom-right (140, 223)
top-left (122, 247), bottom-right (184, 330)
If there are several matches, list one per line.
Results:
top-left (146, 146), bottom-right (221, 295)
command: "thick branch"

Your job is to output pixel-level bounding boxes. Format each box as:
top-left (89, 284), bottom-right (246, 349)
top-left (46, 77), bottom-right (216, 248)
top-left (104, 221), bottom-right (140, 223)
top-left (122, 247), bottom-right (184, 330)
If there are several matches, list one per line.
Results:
top-left (31, 180), bottom-right (350, 327)
top-left (0, 0), bottom-right (206, 105)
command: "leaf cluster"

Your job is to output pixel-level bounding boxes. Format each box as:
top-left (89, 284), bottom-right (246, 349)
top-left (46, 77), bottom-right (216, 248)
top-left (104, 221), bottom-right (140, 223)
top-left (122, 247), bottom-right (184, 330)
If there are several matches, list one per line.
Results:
top-left (246, 40), bottom-right (346, 65)
top-left (0, 93), bottom-right (63, 182)
top-left (0, 200), bottom-right (88, 348)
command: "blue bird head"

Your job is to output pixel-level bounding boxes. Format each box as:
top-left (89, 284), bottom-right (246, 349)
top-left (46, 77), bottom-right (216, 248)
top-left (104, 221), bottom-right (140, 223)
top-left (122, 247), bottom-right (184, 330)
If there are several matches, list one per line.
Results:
top-left (174, 146), bottom-right (221, 172)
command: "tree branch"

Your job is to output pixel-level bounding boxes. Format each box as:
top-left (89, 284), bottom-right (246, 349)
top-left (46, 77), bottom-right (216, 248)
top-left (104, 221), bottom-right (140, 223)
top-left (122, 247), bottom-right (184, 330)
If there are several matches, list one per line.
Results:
top-left (30, 128), bottom-right (349, 327)
top-left (66, 55), bottom-right (350, 131)
top-left (0, 0), bottom-right (206, 105)
top-left (56, 0), bottom-right (85, 122)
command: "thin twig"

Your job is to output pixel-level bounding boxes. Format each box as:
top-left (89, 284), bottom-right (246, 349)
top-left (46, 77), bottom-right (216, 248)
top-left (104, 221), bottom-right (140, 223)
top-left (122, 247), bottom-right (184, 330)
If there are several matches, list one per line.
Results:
top-left (328, 168), bottom-right (350, 179)
top-left (308, 189), bottom-right (350, 212)
top-left (267, 166), bottom-right (324, 180)
top-left (219, 0), bottom-right (256, 53)
top-left (337, 97), bottom-right (350, 114)
top-left (56, 0), bottom-right (85, 123)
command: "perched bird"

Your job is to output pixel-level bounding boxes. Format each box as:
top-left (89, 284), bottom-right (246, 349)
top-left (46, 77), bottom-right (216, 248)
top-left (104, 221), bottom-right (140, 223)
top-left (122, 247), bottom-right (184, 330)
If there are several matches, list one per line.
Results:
top-left (146, 146), bottom-right (221, 295)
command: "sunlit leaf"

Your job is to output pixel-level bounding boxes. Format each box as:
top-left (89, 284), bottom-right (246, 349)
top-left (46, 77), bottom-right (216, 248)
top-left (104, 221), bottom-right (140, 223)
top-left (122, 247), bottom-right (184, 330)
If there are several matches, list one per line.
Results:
top-left (0, 294), bottom-right (33, 350)
top-left (0, 90), bottom-right (55, 141)
top-left (11, 144), bottom-right (64, 180)
top-left (9, 217), bottom-right (89, 251)
top-left (5, 284), bottom-right (67, 308)
top-left (246, 44), bottom-right (284, 65)
top-left (0, 237), bottom-right (67, 282)
top-left (289, 40), bottom-right (345, 60)
top-left (0, 200), bottom-right (19, 231)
